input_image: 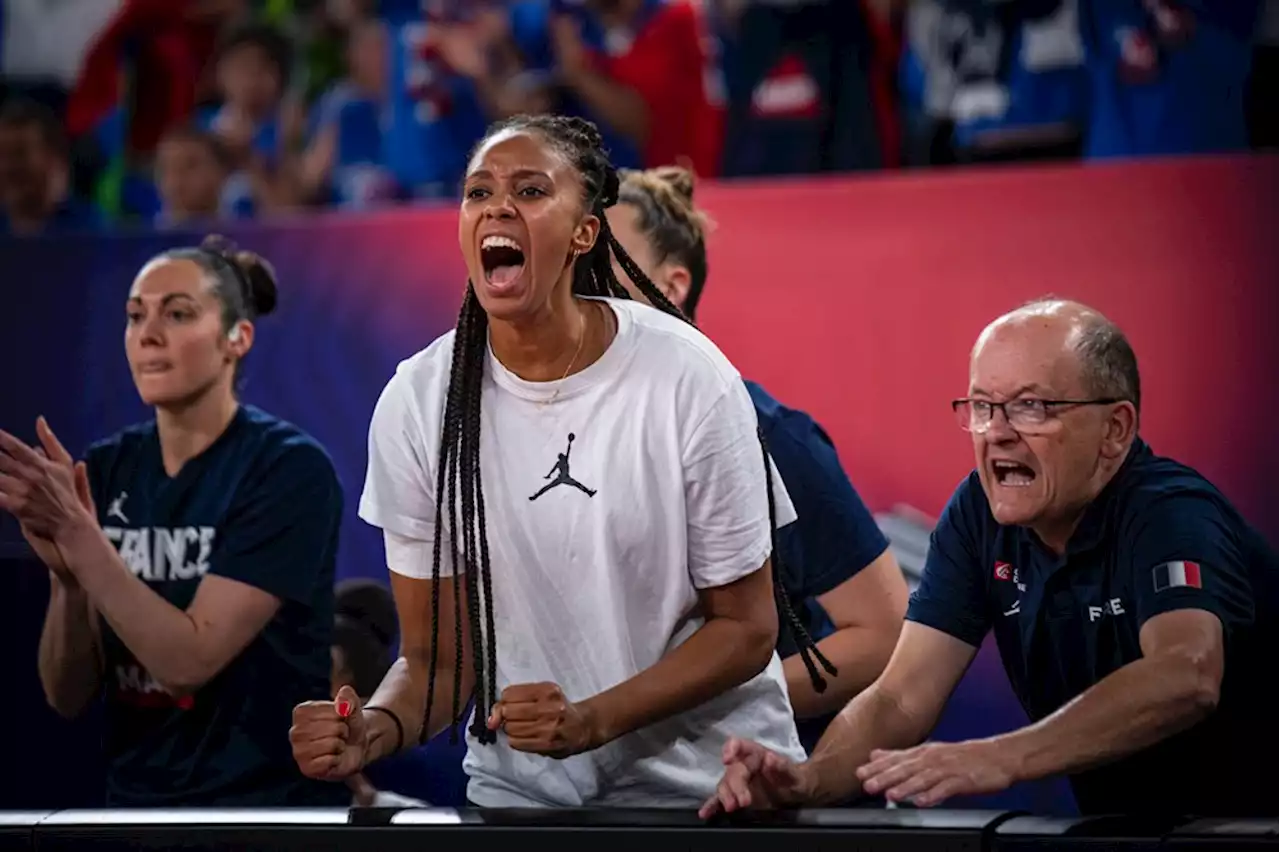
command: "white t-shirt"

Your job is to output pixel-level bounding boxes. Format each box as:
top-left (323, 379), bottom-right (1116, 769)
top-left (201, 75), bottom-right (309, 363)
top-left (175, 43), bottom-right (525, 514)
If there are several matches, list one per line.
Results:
top-left (358, 298), bottom-right (806, 807)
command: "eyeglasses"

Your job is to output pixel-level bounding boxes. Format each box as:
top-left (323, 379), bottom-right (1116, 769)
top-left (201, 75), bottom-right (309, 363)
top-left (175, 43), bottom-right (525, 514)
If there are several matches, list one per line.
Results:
top-left (952, 397), bottom-right (1123, 435)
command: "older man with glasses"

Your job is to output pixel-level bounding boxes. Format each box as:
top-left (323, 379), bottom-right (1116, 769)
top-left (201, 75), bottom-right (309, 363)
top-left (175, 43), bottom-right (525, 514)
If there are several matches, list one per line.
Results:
top-left (701, 298), bottom-right (1277, 820)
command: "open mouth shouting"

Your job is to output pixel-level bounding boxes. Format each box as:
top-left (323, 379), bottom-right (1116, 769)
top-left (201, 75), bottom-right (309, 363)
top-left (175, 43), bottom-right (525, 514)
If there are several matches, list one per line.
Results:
top-left (479, 235), bottom-right (527, 296)
top-left (991, 458), bottom-right (1037, 487)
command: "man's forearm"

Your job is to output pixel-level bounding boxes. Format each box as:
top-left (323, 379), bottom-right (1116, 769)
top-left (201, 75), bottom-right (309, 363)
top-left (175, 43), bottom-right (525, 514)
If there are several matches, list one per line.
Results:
top-left (784, 625), bottom-right (897, 719)
top-left (361, 656), bottom-right (472, 765)
top-left (997, 653), bottom-right (1218, 783)
top-left (581, 617), bottom-right (775, 747)
top-left (56, 518), bottom-right (205, 693)
top-left (805, 685), bottom-right (933, 804)
top-left (38, 573), bottom-right (102, 717)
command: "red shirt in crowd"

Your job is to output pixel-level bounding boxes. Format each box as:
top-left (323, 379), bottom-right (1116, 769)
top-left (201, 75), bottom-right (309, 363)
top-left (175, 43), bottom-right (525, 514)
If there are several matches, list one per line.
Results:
top-left (65, 0), bottom-right (220, 154)
top-left (589, 0), bottom-right (724, 177)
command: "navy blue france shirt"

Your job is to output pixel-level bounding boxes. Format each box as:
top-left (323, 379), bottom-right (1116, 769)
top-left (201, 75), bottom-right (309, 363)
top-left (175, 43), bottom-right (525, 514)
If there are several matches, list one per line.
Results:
top-left (907, 439), bottom-right (1277, 817)
top-left (747, 381), bottom-right (890, 753)
top-left (86, 405), bottom-right (348, 807)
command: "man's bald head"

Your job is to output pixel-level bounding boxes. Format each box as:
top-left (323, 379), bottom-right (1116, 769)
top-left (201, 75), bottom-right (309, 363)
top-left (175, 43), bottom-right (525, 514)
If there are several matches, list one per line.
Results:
top-left (966, 298), bottom-right (1142, 550)
top-left (976, 298), bottom-right (1141, 415)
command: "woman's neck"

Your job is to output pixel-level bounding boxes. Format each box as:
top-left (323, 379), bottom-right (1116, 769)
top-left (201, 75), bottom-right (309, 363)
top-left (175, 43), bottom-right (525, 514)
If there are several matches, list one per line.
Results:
top-left (155, 388), bottom-right (240, 477)
top-left (488, 284), bottom-right (609, 383)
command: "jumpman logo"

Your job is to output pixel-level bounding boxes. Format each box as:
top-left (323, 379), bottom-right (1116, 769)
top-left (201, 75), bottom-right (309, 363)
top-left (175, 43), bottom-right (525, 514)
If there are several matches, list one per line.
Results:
top-left (529, 433), bottom-right (596, 501)
top-left (107, 492), bottom-right (129, 524)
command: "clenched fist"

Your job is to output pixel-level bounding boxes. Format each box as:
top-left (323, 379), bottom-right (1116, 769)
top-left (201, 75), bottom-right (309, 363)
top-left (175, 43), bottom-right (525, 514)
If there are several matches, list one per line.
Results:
top-left (290, 684), bottom-right (368, 781)
top-left (487, 681), bottom-right (600, 759)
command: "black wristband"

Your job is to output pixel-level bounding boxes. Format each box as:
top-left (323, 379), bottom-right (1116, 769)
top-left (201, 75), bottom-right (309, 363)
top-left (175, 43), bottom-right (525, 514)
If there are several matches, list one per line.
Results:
top-left (364, 705), bottom-right (405, 754)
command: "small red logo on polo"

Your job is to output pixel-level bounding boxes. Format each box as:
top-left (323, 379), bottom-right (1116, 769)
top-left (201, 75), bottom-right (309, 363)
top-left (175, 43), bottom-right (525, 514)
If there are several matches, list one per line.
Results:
top-left (994, 561), bottom-right (1013, 581)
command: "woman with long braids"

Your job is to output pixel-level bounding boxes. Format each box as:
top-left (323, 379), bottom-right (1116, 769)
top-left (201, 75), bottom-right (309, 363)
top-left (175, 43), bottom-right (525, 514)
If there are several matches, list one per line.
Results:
top-left (289, 113), bottom-right (830, 807)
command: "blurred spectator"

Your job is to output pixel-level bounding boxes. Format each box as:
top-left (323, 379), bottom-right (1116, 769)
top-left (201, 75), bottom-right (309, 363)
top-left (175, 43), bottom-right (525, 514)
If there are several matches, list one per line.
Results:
top-left (0, 99), bottom-right (100, 236)
top-left (861, 1), bottom-right (905, 168)
top-left (0, 0), bottom-right (124, 117)
top-left (298, 19), bottom-right (404, 208)
top-left (66, 1), bottom-right (247, 159)
top-left (505, 0), bottom-right (725, 175)
top-left (718, 0), bottom-right (892, 176)
top-left (899, 0), bottom-right (1087, 167)
top-left (154, 127), bottom-right (232, 227)
top-left (1078, 0), bottom-right (1262, 159)
top-left (362, 0), bottom-right (491, 199)
top-left (198, 20), bottom-right (297, 216)
top-left (427, 5), bottom-right (555, 121)
top-left (288, 0), bottom-right (379, 105)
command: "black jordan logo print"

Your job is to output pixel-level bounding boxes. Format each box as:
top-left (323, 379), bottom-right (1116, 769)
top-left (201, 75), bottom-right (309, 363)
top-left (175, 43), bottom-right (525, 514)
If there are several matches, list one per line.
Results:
top-left (529, 433), bottom-right (596, 501)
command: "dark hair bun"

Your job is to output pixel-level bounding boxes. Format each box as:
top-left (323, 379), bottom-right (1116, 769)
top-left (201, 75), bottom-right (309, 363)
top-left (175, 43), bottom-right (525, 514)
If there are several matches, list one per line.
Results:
top-left (231, 250), bottom-right (279, 317)
top-left (334, 579), bottom-right (398, 651)
top-left (650, 166), bottom-right (696, 204)
top-left (198, 234), bottom-right (279, 317)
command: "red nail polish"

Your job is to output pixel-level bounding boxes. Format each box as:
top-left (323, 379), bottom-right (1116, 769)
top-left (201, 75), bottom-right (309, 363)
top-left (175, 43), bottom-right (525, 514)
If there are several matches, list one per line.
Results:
top-left (337, 701), bottom-right (351, 718)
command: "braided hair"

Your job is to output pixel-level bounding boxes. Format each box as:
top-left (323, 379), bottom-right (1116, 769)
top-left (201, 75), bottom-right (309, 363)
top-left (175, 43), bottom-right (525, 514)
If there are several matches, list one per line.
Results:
top-left (426, 114), bottom-right (834, 747)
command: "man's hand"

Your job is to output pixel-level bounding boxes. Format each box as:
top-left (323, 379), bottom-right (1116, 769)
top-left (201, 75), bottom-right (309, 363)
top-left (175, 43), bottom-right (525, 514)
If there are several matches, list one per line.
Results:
top-left (699, 737), bottom-right (813, 818)
top-left (489, 682), bottom-right (599, 759)
top-left (857, 739), bottom-right (1019, 807)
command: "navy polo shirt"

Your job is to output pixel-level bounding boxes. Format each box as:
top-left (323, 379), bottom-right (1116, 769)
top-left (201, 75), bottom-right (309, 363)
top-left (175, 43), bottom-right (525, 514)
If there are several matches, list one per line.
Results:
top-left (86, 405), bottom-right (350, 807)
top-left (907, 439), bottom-right (1277, 817)
top-left (747, 381), bottom-right (891, 753)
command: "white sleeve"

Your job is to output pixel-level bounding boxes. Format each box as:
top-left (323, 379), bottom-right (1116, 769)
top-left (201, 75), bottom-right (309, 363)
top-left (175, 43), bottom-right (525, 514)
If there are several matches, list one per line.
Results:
top-left (358, 366), bottom-right (439, 544)
top-left (384, 530), bottom-right (440, 580)
top-left (683, 381), bottom-right (777, 589)
top-left (768, 453), bottom-right (799, 529)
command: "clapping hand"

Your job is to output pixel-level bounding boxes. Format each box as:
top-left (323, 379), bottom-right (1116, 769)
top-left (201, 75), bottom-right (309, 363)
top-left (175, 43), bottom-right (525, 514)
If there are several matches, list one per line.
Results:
top-left (0, 418), bottom-right (95, 548)
top-left (20, 459), bottom-right (93, 586)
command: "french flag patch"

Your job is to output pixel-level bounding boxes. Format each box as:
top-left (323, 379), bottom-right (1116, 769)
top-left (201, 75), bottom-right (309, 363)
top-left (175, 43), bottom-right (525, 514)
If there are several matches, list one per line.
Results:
top-left (1153, 561), bottom-right (1202, 592)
